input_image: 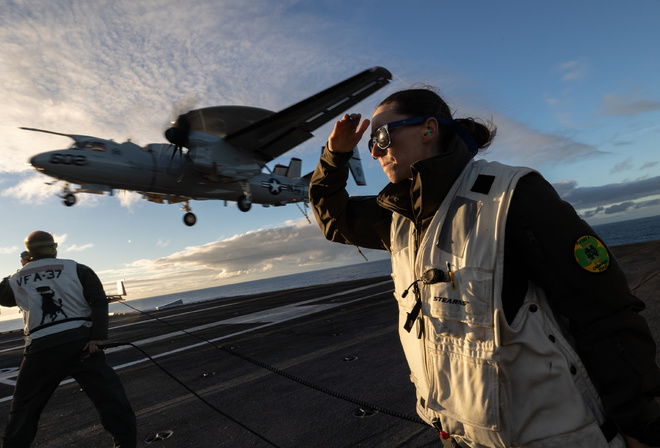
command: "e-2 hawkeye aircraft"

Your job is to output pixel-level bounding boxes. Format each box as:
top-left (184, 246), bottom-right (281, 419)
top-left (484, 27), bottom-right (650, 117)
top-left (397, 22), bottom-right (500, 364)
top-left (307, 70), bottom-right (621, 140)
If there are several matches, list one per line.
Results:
top-left (25, 67), bottom-right (392, 226)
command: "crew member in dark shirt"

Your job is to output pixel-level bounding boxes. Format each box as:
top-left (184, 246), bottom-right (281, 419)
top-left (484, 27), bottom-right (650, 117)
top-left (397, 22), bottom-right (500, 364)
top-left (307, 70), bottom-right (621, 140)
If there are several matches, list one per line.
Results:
top-left (309, 88), bottom-right (660, 447)
top-left (0, 230), bottom-right (136, 448)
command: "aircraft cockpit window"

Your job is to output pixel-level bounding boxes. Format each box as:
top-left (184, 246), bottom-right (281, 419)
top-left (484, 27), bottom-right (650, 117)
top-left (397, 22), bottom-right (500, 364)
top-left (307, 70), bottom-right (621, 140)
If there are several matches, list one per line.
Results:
top-left (69, 141), bottom-right (106, 151)
top-left (88, 141), bottom-right (106, 151)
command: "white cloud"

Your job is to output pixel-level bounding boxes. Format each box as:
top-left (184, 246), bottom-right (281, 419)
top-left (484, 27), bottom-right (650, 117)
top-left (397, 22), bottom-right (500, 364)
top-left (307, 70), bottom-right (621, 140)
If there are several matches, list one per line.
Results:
top-left (117, 191), bottom-right (143, 210)
top-left (484, 114), bottom-right (604, 168)
top-left (63, 243), bottom-right (94, 252)
top-left (599, 92), bottom-right (660, 117)
top-left (558, 60), bottom-right (589, 82)
top-left (0, 246), bottom-right (20, 255)
top-left (0, 0), bottom-right (362, 184)
top-left (98, 218), bottom-right (388, 298)
top-left (0, 174), bottom-right (60, 202)
top-left (52, 233), bottom-right (68, 246)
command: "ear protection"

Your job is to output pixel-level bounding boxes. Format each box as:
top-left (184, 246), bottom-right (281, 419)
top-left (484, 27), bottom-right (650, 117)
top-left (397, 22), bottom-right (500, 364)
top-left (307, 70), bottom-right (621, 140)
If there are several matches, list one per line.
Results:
top-left (424, 129), bottom-right (432, 135)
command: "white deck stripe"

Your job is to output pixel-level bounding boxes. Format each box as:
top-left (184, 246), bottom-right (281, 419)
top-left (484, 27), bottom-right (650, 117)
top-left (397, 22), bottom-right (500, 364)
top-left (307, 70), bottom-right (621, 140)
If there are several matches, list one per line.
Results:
top-left (0, 281), bottom-right (392, 402)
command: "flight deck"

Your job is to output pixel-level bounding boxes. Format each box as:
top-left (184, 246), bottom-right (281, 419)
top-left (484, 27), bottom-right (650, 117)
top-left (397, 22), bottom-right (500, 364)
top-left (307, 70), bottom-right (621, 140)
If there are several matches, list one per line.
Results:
top-left (0, 240), bottom-right (658, 447)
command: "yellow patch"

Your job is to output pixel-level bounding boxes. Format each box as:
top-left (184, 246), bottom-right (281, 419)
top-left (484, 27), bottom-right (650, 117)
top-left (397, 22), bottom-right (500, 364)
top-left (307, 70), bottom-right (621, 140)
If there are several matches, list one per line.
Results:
top-left (574, 235), bottom-right (610, 273)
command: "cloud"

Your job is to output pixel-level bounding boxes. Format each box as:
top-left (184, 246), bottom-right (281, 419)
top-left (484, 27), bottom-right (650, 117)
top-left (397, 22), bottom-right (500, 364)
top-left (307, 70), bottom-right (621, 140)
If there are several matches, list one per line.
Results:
top-left (601, 201), bottom-right (634, 215)
top-left (610, 157), bottom-right (634, 174)
top-left (552, 179), bottom-right (577, 198)
top-left (558, 60), bottom-right (589, 82)
top-left (98, 219), bottom-right (389, 298)
top-left (556, 175), bottom-right (660, 210)
top-left (0, 174), bottom-right (61, 203)
top-left (599, 92), bottom-right (660, 116)
top-left (0, 246), bottom-right (20, 256)
top-left (63, 243), bottom-right (94, 252)
top-left (52, 233), bottom-right (68, 246)
top-left (581, 198), bottom-right (660, 219)
top-left (484, 115), bottom-right (605, 168)
top-left (117, 191), bottom-right (143, 210)
top-left (0, 0), bottom-right (363, 181)
top-left (148, 219), bottom-right (365, 273)
top-left (582, 206), bottom-right (605, 219)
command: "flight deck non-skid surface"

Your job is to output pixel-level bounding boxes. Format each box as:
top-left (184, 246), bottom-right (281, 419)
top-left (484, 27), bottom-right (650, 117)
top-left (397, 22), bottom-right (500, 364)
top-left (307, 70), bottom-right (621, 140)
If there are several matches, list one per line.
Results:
top-left (1, 240), bottom-right (659, 447)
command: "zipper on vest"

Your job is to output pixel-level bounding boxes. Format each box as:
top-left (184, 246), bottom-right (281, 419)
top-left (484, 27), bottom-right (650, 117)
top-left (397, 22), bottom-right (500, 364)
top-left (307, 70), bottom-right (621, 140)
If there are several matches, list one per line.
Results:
top-left (403, 222), bottom-right (424, 338)
top-left (413, 224), bottom-right (423, 255)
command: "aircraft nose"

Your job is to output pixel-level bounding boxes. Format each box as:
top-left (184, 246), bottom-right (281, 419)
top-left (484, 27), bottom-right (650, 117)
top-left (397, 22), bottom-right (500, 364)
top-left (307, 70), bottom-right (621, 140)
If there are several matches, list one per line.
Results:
top-left (29, 153), bottom-right (48, 170)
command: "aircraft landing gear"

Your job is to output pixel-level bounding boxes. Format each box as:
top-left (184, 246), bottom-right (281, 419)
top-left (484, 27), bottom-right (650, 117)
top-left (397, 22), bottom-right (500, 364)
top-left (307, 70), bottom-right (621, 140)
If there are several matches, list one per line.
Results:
top-left (237, 195), bottom-right (252, 212)
top-left (181, 201), bottom-right (197, 226)
top-left (183, 212), bottom-right (197, 226)
top-left (63, 193), bottom-right (76, 207)
top-left (237, 181), bottom-right (252, 212)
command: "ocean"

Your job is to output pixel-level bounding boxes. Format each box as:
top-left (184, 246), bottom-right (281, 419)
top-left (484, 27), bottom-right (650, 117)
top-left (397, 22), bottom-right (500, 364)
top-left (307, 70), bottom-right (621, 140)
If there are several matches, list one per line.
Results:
top-left (590, 214), bottom-right (660, 247)
top-left (1, 214), bottom-right (659, 334)
top-left (0, 258), bottom-right (393, 333)
top-left (108, 258), bottom-right (393, 315)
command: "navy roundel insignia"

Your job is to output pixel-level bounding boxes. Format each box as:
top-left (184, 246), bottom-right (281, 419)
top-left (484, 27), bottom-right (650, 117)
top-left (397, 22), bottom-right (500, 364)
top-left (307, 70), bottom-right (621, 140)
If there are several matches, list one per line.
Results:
top-left (574, 235), bottom-right (610, 273)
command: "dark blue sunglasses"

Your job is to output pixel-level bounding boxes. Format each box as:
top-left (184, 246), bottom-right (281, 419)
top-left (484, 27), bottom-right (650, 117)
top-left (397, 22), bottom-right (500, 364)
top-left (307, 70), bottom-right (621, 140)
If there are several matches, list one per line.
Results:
top-left (368, 116), bottom-right (430, 154)
top-left (368, 115), bottom-right (479, 156)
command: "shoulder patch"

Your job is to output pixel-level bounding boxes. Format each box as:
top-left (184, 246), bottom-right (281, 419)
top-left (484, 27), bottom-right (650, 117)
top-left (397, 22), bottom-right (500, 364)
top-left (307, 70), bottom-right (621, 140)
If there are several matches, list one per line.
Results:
top-left (470, 175), bottom-right (495, 195)
top-left (574, 235), bottom-right (610, 273)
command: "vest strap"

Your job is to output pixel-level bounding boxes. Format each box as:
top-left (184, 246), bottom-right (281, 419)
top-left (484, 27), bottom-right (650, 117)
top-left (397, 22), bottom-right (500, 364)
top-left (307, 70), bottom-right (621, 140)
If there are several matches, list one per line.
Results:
top-left (404, 298), bottom-right (422, 333)
top-left (27, 317), bottom-right (92, 336)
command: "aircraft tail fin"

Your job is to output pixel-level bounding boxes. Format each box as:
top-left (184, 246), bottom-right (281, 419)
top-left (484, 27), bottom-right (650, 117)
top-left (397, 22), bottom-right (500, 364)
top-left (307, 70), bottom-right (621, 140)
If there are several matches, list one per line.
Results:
top-left (106, 280), bottom-right (127, 303)
top-left (286, 158), bottom-right (302, 178)
top-left (348, 147), bottom-right (367, 186)
top-left (273, 164), bottom-right (288, 176)
top-left (117, 280), bottom-right (126, 296)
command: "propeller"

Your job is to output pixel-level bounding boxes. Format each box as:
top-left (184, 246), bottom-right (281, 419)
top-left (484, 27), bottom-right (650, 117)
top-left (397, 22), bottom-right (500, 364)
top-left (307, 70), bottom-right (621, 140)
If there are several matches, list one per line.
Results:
top-left (165, 116), bottom-right (190, 158)
top-left (165, 96), bottom-right (198, 159)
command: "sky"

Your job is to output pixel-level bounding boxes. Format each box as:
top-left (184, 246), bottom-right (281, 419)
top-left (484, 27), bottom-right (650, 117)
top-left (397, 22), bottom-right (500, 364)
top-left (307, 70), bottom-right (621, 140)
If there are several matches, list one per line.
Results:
top-left (1, 0), bottom-right (660, 312)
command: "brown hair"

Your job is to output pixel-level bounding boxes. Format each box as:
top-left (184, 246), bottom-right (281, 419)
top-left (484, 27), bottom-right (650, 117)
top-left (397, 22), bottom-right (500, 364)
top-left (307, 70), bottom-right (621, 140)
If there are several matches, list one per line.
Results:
top-left (378, 87), bottom-right (496, 152)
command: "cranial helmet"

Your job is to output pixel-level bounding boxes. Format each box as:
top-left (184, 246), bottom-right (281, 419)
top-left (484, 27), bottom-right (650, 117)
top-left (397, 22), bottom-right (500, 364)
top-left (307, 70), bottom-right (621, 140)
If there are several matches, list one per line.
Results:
top-left (25, 231), bottom-right (58, 256)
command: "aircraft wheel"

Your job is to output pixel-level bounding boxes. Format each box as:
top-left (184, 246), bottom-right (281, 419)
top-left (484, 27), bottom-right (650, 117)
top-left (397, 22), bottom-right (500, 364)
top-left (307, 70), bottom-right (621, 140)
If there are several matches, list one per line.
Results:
top-left (237, 195), bottom-right (252, 212)
top-left (183, 212), bottom-right (197, 226)
top-left (63, 194), bottom-right (77, 207)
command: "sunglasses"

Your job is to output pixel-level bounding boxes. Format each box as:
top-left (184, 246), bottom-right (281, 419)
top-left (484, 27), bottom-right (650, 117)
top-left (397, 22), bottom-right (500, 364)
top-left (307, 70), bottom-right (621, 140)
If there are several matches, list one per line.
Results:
top-left (368, 116), bottom-right (432, 154)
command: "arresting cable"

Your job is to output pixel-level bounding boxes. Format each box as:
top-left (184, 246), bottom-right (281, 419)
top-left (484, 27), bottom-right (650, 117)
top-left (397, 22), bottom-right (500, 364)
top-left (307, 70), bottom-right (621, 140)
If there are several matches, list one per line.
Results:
top-left (104, 298), bottom-right (426, 446)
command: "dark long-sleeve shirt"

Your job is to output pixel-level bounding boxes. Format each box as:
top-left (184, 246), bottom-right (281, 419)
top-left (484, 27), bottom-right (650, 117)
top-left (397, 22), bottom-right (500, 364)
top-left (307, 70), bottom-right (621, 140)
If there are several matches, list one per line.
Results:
top-left (0, 260), bottom-right (108, 341)
top-left (309, 145), bottom-right (660, 436)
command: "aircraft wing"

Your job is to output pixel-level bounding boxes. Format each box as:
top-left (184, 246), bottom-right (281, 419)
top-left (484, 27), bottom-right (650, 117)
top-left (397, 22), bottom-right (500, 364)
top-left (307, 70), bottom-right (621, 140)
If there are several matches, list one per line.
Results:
top-left (224, 66), bottom-right (392, 163)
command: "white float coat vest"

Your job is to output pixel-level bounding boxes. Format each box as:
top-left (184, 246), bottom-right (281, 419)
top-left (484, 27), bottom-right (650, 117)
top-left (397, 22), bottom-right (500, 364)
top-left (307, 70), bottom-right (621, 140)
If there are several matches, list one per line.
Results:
top-left (9, 258), bottom-right (92, 342)
top-left (390, 160), bottom-right (623, 447)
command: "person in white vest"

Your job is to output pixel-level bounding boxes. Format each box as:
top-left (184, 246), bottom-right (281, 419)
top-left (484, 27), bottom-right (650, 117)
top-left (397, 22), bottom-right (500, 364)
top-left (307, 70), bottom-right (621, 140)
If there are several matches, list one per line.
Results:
top-left (19, 252), bottom-right (31, 267)
top-left (309, 88), bottom-right (660, 448)
top-left (0, 231), bottom-right (136, 448)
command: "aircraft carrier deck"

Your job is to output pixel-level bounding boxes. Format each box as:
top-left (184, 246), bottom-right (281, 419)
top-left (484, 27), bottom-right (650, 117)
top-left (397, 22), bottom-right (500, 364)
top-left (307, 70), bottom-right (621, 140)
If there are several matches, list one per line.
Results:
top-left (0, 240), bottom-right (658, 447)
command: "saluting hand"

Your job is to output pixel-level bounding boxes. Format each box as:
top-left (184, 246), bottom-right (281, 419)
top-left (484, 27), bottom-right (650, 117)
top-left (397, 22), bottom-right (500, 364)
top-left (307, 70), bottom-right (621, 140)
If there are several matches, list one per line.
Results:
top-left (328, 113), bottom-right (370, 154)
